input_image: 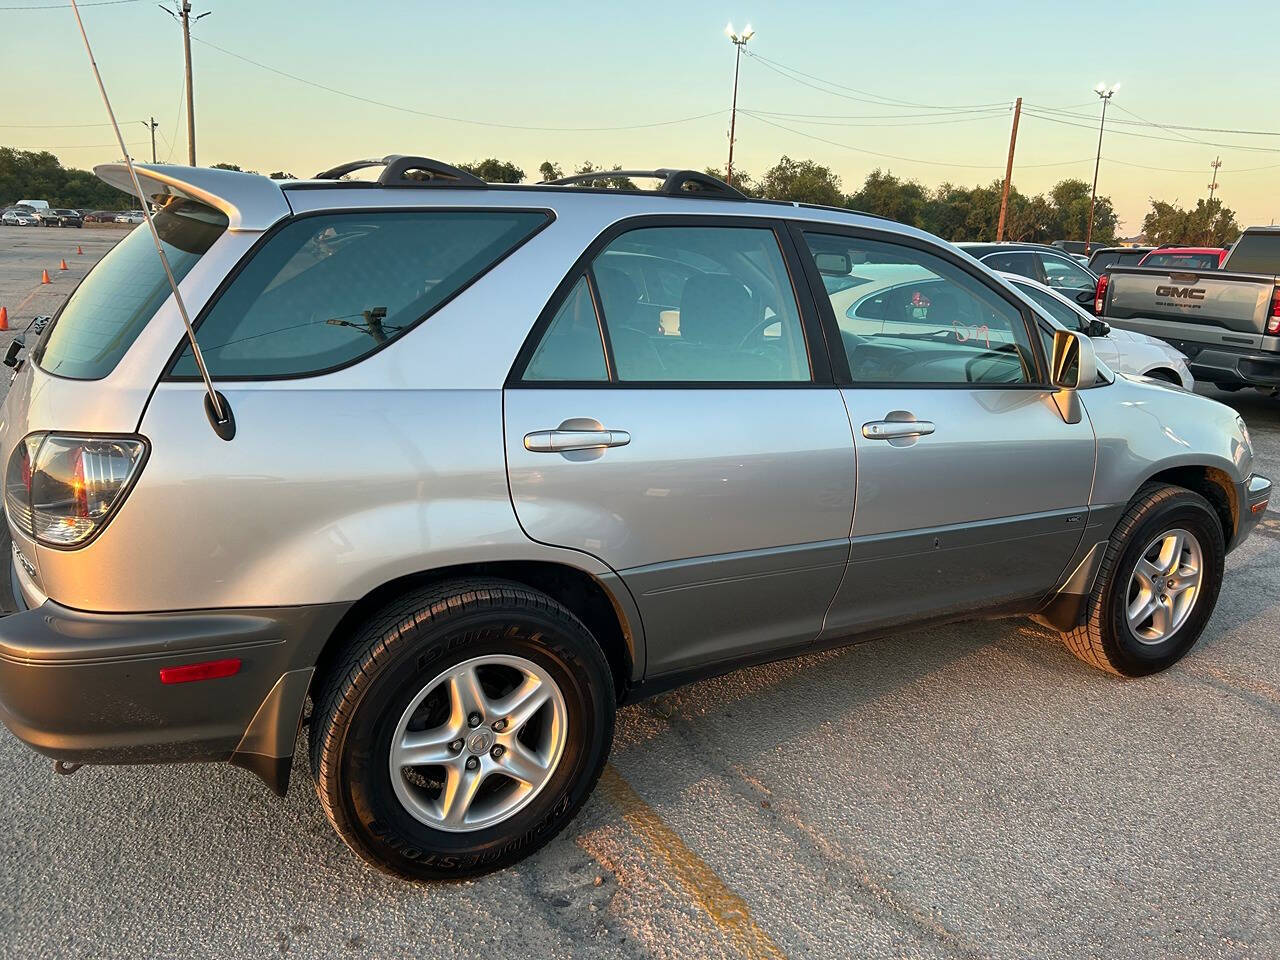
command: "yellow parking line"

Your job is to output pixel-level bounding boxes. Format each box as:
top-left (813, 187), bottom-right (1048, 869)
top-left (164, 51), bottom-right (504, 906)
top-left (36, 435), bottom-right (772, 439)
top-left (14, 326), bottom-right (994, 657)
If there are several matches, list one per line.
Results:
top-left (595, 764), bottom-right (788, 960)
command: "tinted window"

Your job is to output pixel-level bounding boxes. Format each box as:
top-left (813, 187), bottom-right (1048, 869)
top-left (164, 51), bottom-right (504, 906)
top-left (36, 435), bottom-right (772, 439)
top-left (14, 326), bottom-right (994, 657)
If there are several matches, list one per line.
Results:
top-left (1012, 281), bottom-right (1086, 332)
top-left (523, 276), bottom-right (607, 381)
top-left (173, 210), bottom-right (547, 378)
top-left (1142, 252), bottom-right (1222, 270)
top-left (1224, 232), bottom-right (1280, 274)
top-left (592, 226), bottom-right (810, 382)
top-left (983, 251), bottom-right (1040, 281)
top-left (1037, 253), bottom-right (1095, 289)
top-left (36, 199), bottom-right (228, 379)
top-left (806, 233), bottom-right (1037, 385)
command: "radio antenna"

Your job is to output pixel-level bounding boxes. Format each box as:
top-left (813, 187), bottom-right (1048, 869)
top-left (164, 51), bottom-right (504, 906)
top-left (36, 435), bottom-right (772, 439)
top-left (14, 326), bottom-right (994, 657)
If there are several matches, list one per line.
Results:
top-left (68, 0), bottom-right (233, 440)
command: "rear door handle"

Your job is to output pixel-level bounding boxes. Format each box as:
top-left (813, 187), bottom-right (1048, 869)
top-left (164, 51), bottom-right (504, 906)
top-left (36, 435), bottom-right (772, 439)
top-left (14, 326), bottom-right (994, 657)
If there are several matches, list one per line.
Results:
top-left (861, 420), bottom-right (935, 440)
top-left (523, 429), bottom-right (631, 453)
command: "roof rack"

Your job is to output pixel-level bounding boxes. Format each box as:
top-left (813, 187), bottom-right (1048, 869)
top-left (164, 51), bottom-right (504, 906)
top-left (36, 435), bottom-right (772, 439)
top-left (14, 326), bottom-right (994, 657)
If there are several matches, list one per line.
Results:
top-left (312, 155), bottom-right (487, 188)
top-left (544, 168), bottom-right (745, 200)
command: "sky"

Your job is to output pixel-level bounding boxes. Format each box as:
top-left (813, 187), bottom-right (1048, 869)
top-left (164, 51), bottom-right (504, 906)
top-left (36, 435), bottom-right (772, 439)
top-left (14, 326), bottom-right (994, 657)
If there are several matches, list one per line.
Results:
top-left (3, 0), bottom-right (1279, 234)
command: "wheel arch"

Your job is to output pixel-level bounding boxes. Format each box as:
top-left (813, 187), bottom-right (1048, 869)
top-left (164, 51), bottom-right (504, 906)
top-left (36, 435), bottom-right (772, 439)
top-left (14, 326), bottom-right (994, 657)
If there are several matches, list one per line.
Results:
top-left (311, 560), bottom-right (643, 705)
top-left (1141, 464), bottom-right (1237, 546)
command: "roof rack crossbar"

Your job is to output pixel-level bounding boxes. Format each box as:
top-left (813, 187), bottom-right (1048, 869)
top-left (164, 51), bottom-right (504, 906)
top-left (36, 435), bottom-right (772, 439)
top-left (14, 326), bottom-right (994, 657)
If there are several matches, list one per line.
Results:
top-left (544, 168), bottom-right (745, 200)
top-left (312, 155), bottom-right (487, 188)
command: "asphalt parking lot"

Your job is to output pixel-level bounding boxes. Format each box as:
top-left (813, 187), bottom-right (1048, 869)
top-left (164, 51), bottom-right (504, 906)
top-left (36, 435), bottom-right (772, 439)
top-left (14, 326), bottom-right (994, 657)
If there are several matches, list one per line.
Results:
top-left (0, 232), bottom-right (1276, 960)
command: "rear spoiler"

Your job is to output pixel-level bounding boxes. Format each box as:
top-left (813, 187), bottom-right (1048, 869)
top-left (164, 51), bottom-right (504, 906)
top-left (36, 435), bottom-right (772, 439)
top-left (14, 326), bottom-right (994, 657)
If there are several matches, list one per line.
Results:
top-left (93, 163), bottom-right (291, 231)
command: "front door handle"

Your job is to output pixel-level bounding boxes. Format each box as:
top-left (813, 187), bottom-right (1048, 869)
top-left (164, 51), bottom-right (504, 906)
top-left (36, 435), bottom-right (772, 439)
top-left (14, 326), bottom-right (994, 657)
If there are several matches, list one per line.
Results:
top-left (861, 419), bottom-right (935, 440)
top-left (523, 428), bottom-right (631, 453)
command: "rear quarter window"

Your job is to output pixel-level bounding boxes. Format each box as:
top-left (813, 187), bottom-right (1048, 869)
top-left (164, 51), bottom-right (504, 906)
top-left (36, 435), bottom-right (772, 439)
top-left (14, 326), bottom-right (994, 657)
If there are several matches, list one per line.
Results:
top-left (35, 199), bottom-right (227, 380)
top-left (171, 209), bottom-right (549, 378)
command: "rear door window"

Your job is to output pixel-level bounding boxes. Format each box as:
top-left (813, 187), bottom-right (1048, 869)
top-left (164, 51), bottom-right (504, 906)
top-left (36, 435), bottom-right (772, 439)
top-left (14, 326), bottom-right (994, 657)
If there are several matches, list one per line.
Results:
top-left (36, 199), bottom-right (228, 379)
top-left (171, 210), bottom-right (548, 378)
top-left (1036, 252), bottom-right (1095, 289)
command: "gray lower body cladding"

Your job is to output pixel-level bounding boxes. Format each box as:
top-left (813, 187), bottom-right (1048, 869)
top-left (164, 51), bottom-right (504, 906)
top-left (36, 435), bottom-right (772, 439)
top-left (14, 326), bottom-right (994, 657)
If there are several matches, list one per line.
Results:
top-left (0, 598), bottom-right (348, 790)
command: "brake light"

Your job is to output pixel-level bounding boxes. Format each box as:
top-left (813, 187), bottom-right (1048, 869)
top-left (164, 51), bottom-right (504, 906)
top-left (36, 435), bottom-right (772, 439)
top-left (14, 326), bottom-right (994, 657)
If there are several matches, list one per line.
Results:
top-left (1268, 286), bottom-right (1280, 336)
top-left (1094, 274), bottom-right (1109, 315)
top-left (4, 434), bottom-right (146, 547)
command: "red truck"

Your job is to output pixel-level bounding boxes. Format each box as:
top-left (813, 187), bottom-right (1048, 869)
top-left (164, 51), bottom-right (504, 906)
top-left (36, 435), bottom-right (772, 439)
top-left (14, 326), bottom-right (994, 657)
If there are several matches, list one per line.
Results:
top-left (1137, 247), bottom-right (1229, 271)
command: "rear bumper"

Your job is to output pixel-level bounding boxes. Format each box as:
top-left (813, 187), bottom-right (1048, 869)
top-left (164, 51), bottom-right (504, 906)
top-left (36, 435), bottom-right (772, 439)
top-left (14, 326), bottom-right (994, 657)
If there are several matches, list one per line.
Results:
top-left (1233, 474), bottom-right (1272, 550)
top-left (0, 598), bottom-right (347, 793)
top-left (1176, 344), bottom-right (1280, 388)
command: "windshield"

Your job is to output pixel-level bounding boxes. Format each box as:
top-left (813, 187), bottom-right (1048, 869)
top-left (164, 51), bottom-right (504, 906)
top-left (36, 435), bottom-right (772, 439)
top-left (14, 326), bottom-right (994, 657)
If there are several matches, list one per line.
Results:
top-left (35, 199), bottom-right (228, 379)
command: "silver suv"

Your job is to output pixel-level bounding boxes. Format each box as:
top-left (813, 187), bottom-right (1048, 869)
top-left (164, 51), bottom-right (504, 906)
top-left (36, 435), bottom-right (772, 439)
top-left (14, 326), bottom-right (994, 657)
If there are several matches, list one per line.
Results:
top-left (0, 157), bottom-right (1270, 880)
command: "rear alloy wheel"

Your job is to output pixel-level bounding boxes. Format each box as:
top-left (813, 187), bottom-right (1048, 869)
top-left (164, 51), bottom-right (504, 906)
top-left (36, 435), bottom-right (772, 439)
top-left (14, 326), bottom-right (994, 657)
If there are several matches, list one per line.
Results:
top-left (310, 578), bottom-right (615, 880)
top-left (1063, 483), bottom-right (1224, 676)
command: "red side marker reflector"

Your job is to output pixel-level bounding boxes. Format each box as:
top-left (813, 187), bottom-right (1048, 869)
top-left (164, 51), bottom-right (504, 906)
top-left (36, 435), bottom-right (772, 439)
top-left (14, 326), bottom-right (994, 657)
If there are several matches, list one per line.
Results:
top-left (1252, 500), bottom-right (1268, 514)
top-left (159, 658), bottom-right (241, 684)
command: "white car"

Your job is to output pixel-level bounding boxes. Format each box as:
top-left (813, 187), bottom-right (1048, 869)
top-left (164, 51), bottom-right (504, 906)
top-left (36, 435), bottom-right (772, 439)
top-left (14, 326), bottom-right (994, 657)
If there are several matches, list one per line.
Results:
top-left (113, 210), bottom-right (145, 224)
top-left (1, 209), bottom-right (40, 227)
top-left (1000, 272), bottom-right (1194, 390)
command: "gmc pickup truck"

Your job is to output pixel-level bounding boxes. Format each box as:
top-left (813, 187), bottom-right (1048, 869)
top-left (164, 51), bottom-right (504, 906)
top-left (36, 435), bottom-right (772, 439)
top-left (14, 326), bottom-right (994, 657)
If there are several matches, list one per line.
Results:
top-left (1098, 227), bottom-right (1280, 392)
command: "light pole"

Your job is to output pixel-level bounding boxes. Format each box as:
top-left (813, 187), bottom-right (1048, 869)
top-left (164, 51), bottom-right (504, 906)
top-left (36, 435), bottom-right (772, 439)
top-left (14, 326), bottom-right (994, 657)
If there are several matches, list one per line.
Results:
top-left (1085, 81), bottom-right (1118, 255)
top-left (724, 22), bottom-right (754, 187)
top-left (141, 117), bottom-right (158, 163)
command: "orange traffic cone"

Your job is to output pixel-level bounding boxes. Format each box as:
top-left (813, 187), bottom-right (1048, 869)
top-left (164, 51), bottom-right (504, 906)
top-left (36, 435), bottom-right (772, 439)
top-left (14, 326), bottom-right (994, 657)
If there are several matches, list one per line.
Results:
top-left (0, 307), bottom-right (8, 331)
top-left (76, 245), bottom-right (84, 255)
top-left (59, 258), bottom-right (69, 271)
top-left (41, 269), bottom-right (51, 284)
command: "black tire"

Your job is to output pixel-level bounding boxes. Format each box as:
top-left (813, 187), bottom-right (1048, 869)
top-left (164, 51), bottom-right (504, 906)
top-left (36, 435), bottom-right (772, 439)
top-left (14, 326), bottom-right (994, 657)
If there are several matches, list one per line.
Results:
top-left (1063, 483), bottom-right (1224, 676)
top-left (309, 578), bottom-right (615, 881)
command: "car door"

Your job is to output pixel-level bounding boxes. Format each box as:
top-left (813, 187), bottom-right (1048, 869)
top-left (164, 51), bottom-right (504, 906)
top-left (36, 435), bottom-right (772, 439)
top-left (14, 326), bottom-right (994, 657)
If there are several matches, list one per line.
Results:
top-left (1036, 251), bottom-right (1098, 307)
top-left (504, 217), bottom-right (856, 678)
top-left (794, 226), bottom-right (1096, 637)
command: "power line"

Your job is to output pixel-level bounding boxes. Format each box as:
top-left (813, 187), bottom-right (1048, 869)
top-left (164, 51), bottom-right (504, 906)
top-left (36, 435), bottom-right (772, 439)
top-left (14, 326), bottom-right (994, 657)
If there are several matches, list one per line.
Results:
top-left (742, 111), bottom-right (1093, 170)
top-left (192, 36), bottom-right (725, 133)
top-left (741, 109), bottom-right (1008, 129)
top-left (0, 119), bottom-right (146, 128)
top-left (1021, 109), bottom-right (1280, 153)
top-left (2, 0), bottom-right (139, 7)
top-left (743, 50), bottom-right (1008, 111)
top-left (1026, 102), bottom-right (1280, 138)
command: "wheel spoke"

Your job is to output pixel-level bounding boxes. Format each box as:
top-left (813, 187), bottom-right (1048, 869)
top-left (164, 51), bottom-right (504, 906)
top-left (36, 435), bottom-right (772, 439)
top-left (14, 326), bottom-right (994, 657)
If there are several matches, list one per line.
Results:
top-left (392, 727), bottom-right (459, 768)
top-left (438, 762), bottom-right (486, 827)
top-left (1134, 557), bottom-right (1161, 586)
top-left (448, 664), bottom-right (490, 726)
top-left (497, 739), bottom-right (550, 787)
top-left (1128, 591), bottom-right (1156, 627)
top-left (1149, 598), bottom-right (1172, 638)
top-left (1158, 532), bottom-right (1184, 575)
top-left (491, 673), bottom-right (549, 732)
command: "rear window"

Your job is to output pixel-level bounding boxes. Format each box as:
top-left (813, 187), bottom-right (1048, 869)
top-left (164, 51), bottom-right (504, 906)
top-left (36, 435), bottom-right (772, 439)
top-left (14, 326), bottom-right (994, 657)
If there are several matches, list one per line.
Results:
top-left (35, 199), bottom-right (227, 379)
top-left (1223, 232), bottom-right (1280, 275)
top-left (171, 209), bottom-right (548, 378)
top-left (1142, 252), bottom-right (1222, 270)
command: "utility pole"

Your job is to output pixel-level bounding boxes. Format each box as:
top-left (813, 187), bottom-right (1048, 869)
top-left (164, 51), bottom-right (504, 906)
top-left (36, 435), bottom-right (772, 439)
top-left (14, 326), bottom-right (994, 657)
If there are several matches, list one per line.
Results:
top-left (724, 22), bottom-right (754, 187)
top-left (1085, 82), bottom-right (1119, 256)
top-left (1207, 156), bottom-right (1222, 201)
top-left (161, 2), bottom-right (209, 165)
top-left (995, 97), bottom-right (1022, 242)
top-left (146, 116), bottom-right (158, 163)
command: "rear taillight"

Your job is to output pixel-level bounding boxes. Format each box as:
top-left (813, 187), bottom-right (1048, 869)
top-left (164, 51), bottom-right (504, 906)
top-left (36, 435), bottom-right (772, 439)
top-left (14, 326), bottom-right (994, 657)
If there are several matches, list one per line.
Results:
top-left (1094, 273), bottom-right (1109, 315)
top-left (4, 434), bottom-right (146, 547)
top-left (1268, 286), bottom-right (1280, 336)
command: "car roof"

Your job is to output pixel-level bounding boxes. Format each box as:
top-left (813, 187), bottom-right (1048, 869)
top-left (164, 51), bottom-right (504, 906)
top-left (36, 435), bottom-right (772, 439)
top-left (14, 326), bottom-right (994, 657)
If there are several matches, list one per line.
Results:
top-left (1141, 246), bottom-right (1225, 255)
top-left (955, 242), bottom-right (1065, 256)
top-left (93, 159), bottom-right (935, 242)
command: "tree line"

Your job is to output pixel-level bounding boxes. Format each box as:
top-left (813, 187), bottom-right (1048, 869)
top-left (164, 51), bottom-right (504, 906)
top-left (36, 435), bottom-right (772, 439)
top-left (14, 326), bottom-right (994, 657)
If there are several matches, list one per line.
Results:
top-left (3, 146), bottom-right (1241, 246)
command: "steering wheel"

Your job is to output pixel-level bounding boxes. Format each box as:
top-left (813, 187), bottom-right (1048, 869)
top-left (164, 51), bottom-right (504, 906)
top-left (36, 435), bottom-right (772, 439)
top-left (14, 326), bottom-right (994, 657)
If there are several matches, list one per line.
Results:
top-left (737, 314), bottom-right (783, 349)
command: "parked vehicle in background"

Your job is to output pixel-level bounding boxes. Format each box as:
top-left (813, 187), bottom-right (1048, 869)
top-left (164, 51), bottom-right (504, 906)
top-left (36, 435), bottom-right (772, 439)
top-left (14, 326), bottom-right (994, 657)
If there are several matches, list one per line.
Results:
top-left (1052, 239), bottom-right (1087, 257)
top-left (113, 210), bottom-right (145, 224)
top-left (1000, 272), bottom-right (1193, 389)
top-left (1, 208), bottom-right (40, 226)
top-left (82, 210), bottom-right (119, 223)
top-left (1088, 246), bottom-right (1154, 274)
top-left (36, 209), bottom-right (84, 228)
top-left (0, 158), bottom-right (1268, 881)
top-left (1098, 226), bottom-right (1280, 392)
top-left (1137, 247), bottom-right (1228, 271)
top-left (17, 199), bottom-right (50, 212)
top-left (958, 242), bottom-right (1099, 308)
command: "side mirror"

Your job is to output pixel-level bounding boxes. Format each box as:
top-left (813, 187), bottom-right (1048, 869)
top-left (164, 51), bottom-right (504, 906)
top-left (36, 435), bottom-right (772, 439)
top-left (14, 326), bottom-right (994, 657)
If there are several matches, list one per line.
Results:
top-left (1087, 318), bottom-right (1111, 338)
top-left (1049, 329), bottom-right (1097, 424)
top-left (1074, 289), bottom-right (1095, 306)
